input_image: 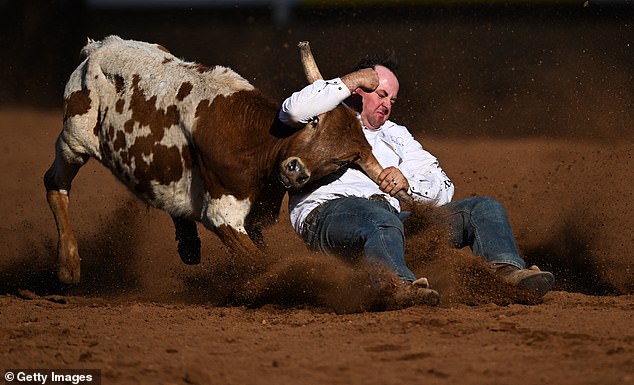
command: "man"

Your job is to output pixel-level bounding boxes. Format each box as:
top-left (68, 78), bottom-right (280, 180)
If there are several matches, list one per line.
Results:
top-left (278, 52), bottom-right (554, 305)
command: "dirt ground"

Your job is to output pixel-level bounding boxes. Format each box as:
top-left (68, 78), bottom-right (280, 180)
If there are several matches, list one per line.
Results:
top-left (0, 105), bottom-right (632, 384)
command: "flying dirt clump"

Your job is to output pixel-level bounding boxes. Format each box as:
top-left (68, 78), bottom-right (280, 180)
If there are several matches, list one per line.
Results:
top-left (402, 202), bottom-right (541, 306)
top-left (179, 201), bottom-right (541, 311)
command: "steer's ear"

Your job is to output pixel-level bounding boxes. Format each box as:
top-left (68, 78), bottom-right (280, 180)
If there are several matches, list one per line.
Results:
top-left (308, 116), bottom-right (320, 128)
top-left (298, 41), bottom-right (323, 84)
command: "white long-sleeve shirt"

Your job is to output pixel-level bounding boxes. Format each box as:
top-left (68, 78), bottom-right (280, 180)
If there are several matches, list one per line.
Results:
top-left (279, 78), bottom-right (455, 234)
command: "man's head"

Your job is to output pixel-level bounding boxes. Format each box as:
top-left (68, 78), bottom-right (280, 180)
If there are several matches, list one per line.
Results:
top-left (348, 51), bottom-right (400, 130)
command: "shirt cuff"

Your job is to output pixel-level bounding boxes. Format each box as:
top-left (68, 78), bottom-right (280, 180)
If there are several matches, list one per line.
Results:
top-left (324, 78), bottom-right (352, 99)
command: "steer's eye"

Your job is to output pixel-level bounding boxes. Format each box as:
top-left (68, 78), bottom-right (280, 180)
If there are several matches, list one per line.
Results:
top-left (309, 116), bottom-right (319, 128)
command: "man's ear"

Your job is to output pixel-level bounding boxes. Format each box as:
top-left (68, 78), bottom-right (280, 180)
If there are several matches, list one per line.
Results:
top-left (352, 87), bottom-right (367, 95)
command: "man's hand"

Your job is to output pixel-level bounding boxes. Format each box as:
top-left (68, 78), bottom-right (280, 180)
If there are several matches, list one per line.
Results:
top-left (341, 68), bottom-right (379, 93)
top-left (377, 166), bottom-right (409, 196)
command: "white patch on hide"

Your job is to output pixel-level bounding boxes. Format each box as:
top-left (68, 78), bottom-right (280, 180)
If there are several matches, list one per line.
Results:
top-left (147, 161), bottom-right (202, 219)
top-left (203, 194), bottom-right (251, 233)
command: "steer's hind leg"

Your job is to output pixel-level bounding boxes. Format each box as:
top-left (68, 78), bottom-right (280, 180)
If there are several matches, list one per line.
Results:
top-left (172, 217), bottom-right (201, 265)
top-left (44, 136), bottom-right (89, 284)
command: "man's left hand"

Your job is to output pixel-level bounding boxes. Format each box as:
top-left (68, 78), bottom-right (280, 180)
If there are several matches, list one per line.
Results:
top-left (378, 166), bottom-right (409, 196)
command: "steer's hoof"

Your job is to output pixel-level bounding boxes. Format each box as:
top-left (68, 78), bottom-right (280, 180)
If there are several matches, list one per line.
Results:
top-left (178, 238), bottom-right (201, 265)
top-left (58, 240), bottom-right (81, 284)
top-left (180, 254), bottom-right (201, 265)
top-left (58, 265), bottom-right (80, 284)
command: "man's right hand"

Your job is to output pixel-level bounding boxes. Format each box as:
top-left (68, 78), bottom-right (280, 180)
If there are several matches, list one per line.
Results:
top-left (341, 68), bottom-right (379, 93)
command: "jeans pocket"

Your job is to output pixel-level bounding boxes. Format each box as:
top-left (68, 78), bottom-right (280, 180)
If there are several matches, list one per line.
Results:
top-left (301, 207), bottom-right (321, 248)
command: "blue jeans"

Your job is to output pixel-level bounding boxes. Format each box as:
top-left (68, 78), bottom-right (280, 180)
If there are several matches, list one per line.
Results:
top-left (444, 196), bottom-right (525, 269)
top-left (302, 196), bottom-right (417, 282)
top-left (300, 195), bottom-right (525, 283)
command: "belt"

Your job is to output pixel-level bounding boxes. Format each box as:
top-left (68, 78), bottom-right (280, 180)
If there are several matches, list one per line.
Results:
top-left (301, 204), bottom-right (322, 240)
top-left (369, 193), bottom-right (390, 204)
top-left (369, 193), bottom-right (399, 215)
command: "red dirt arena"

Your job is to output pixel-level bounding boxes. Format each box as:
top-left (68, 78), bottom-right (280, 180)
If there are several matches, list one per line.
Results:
top-left (0, 2), bottom-right (632, 384)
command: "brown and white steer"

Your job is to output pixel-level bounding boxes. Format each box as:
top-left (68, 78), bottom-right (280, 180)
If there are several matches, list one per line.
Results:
top-left (44, 36), bottom-right (397, 284)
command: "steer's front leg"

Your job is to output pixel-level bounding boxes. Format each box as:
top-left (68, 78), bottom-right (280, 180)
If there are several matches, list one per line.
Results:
top-left (201, 194), bottom-right (263, 258)
top-left (46, 190), bottom-right (81, 284)
top-left (213, 224), bottom-right (263, 257)
top-left (172, 216), bottom-right (201, 265)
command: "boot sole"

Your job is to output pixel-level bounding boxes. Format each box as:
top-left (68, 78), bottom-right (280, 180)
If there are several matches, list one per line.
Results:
top-left (517, 271), bottom-right (555, 296)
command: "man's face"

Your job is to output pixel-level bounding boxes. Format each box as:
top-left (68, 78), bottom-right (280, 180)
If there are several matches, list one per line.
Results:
top-left (357, 65), bottom-right (399, 130)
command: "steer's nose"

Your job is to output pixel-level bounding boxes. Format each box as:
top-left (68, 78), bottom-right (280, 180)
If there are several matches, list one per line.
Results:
top-left (286, 158), bottom-right (300, 173)
top-left (296, 173), bottom-right (309, 185)
top-left (280, 156), bottom-right (311, 189)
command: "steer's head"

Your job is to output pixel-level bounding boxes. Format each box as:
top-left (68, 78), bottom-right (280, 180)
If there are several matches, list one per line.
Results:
top-left (279, 42), bottom-right (384, 191)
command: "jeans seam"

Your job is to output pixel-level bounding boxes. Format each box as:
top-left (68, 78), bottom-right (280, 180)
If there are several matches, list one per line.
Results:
top-left (448, 207), bottom-right (470, 248)
top-left (450, 200), bottom-right (524, 269)
top-left (469, 213), bottom-right (483, 258)
top-left (375, 226), bottom-right (403, 272)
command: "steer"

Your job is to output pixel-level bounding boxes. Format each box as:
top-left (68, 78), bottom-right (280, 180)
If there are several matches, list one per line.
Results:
top-left (44, 36), bottom-right (401, 284)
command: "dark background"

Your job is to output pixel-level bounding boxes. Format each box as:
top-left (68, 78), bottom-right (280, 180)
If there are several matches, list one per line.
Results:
top-left (1, 0), bottom-right (632, 139)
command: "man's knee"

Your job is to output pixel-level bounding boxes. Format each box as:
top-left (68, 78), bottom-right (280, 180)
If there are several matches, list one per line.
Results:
top-left (374, 219), bottom-right (406, 247)
top-left (374, 211), bottom-right (405, 235)
top-left (470, 196), bottom-right (508, 219)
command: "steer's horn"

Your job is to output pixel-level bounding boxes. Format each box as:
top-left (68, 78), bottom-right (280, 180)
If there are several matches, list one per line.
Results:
top-left (358, 154), bottom-right (414, 206)
top-left (298, 41), bottom-right (323, 83)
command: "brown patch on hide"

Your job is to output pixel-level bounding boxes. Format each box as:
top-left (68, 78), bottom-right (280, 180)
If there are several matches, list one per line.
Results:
top-left (125, 74), bottom-right (180, 141)
top-left (180, 63), bottom-right (213, 74)
top-left (193, 90), bottom-right (276, 138)
top-left (95, 74), bottom-right (188, 200)
top-left (113, 130), bottom-right (126, 152)
top-left (123, 119), bottom-right (134, 133)
top-left (162, 57), bottom-right (173, 64)
top-left (176, 82), bottom-right (193, 101)
top-left (192, 90), bottom-right (277, 199)
top-left (128, 140), bottom-right (184, 199)
top-left (115, 99), bottom-right (125, 114)
top-left (113, 74), bottom-right (125, 94)
top-left (122, 127), bottom-right (185, 198)
top-left (155, 44), bottom-right (171, 54)
top-left (64, 89), bottom-right (91, 118)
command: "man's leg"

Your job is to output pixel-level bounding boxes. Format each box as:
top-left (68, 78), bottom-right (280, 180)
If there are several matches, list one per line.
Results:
top-left (301, 196), bottom-right (439, 307)
top-left (303, 196), bottom-right (417, 282)
top-left (444, 196), bottom-right (554, 295)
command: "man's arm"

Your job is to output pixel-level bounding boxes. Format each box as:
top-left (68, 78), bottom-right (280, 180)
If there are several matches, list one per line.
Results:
top-left (278, 69), bottom-right (378, 128)
top-left (397, 130), bottom-right (455, 206)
